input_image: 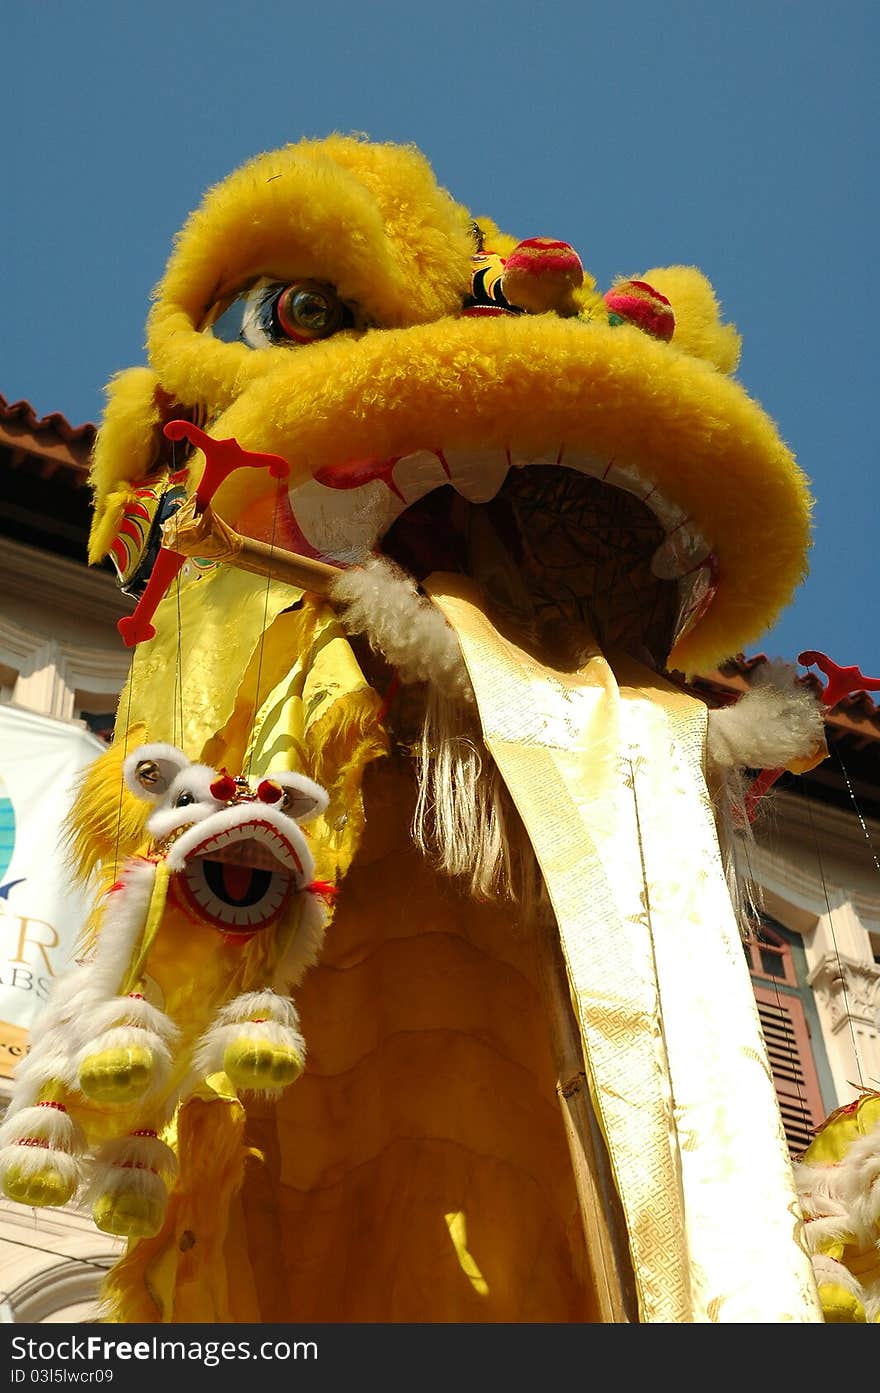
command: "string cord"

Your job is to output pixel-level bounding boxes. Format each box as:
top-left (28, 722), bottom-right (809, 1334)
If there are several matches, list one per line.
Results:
top-left (738, 826), bottom-right (815, 1152)
top-left (833, 742), bottom-right (880, 879)
top-left (802, 775), bottom-right (866, 1091)
top-left (625, 755), bottom-right (679, 1122)
top-left (173, 439), bottom-right (185, 751)
top-left (0, 1218), bottom-right (118, 1277)
top-left (245, 481), bottom-right (281, 781)
top-left (110, 655), bottom-right (137, 882)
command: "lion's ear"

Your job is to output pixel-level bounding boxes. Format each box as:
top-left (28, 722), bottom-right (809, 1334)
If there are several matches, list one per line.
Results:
top-left (88, 366), bottom-right (176, 563)
top-left (640, 266), bottom-right (742, 374)
top-left (470, 216), bottom-right (519, 259)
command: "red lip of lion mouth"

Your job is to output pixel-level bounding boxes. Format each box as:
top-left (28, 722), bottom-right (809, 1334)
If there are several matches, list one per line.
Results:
top-left (238, 443), bottom-right (718, 667)
top-left (175, 849), bottom-right (294, 933)
top-left (163, 813), bottom-right (304, 933)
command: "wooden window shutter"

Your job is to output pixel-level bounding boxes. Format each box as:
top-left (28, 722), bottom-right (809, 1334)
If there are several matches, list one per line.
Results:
top-left (753, 986), bottom-right (826, 1157)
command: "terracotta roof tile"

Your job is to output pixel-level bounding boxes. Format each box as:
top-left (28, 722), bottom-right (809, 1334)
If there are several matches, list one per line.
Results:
top-left (0, 393), bottom-right (96, 445)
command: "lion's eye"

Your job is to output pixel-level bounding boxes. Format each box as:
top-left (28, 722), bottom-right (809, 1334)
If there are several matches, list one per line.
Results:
top-left (275, 284), bottom-right (347, 341)
top-left (174, 790), bottom-right (196, 808)
top-left (204, 278), bottom-right (356, 349)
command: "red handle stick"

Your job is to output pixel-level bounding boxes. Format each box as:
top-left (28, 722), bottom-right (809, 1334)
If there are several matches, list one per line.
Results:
top-left (743, 650), bottom-right (880, 821)
top-left (164, 421), bottom-right (289, 510)
top-left (797, 650), bottom-right (880, 709)
top-left (117, 423), bottom-right (290, 649)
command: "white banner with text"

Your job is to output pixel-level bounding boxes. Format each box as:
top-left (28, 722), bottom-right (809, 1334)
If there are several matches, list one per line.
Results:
top-left (0, 704), bottom-right (105, 1077)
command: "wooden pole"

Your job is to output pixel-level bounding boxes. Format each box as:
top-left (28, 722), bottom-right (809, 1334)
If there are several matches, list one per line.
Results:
top-left (535, 911), bottom-right (639, 1323)
top-left (216, 532), bottom-right (341, 593)
top-left (165, 503), bottom-right (342, 595)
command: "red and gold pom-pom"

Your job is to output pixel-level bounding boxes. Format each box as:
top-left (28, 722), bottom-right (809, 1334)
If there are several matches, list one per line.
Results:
top-left (501, 238), bottom-right (584, 315)
top-left (257, 779), bottom-right (283, 804)
top-left (210, 772), bottom-right (238, 801)
top-left (604, 279), bottom-right (675, 341)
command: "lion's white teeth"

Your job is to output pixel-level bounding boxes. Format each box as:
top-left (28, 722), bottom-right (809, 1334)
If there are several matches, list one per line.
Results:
top-left (651, 525), bottom-right (712, 580)
top-left (672, 560), bottom-right (718, 647)
top-left (290, 448), bottom-right (515, 561)
top-left (544, 447), bottom-right (607, 479)
top-left (288, 443), bottom-right (716, 587)
top-left (392, 450), bottom-right (450, 504)
top-left (601, 459), bottom-right (655, 501)
top-left (289, 475), bottom-right (403, 564)
top-left (642, 488), bottom-right (685, 535)
top-left (442, 447), bottom-right (510, 503)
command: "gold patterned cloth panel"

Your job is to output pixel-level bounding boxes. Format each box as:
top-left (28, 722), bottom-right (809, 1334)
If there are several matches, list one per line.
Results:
top-left (426, 572), bottom-right (823, 1323)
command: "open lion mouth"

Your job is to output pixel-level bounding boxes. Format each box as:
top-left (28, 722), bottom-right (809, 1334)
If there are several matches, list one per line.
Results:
top-left (274, 447), bottom-right (718, 669)
top-left (170, 821), bottom-right (299, 934)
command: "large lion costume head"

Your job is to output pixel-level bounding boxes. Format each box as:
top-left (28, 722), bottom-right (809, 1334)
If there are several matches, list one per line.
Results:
top-left (89, 133), bottom-right (809, 678)
top-left (5, 136), bottom-right (840, 1326)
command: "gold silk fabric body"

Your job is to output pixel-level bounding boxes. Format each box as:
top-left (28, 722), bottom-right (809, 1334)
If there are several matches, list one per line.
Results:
top-left (427, 574), bottom-right (823, 1323)
top-left (105, 570), bottom-right (592, 1322)
top-left (104, 565), bottom-right (821, 1323)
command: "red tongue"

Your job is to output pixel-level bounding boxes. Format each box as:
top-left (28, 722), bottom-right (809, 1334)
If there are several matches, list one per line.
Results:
top-left (222, 864), bottom-right (253, 901)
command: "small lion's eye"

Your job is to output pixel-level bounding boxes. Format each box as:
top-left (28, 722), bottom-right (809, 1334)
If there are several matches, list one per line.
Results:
top-left (275, 283), bottom-right (347, 341)
top-left (174, 790), bottom-right (196, 808)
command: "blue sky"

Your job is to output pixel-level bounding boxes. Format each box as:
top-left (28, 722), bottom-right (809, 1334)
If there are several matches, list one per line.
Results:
top-left (3, 1), bottom-right (877, 679)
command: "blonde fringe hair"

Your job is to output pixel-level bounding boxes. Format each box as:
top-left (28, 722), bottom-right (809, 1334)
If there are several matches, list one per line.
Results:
top-left (412, 686), bottom-right (759, 939)
top-left (413, 687), bottom-right (542, 918)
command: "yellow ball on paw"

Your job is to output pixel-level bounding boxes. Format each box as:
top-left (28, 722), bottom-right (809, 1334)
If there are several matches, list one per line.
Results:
top-left (2, 1159), bottom-right (77, 1209)
top-left (817, 1280), bottom-right (867, 1323)
top-left (93, 1188), bottom-right (165, 1239)
top-left (78, 1045), bottom-right (153, 1103)
top-left (223, 1037), bottom-right (304, 1091)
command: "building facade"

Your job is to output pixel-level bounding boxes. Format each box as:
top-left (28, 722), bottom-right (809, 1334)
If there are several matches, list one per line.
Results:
top-left (0, 395), bottom-right (129, 1320)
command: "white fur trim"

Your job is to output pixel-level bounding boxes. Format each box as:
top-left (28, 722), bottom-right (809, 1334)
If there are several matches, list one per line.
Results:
top-left (707, 659), bottom-right (825, 771)
top-left (123, 743), bottom-right (191, 800)
top-left (209, 990), bottom-right (300, 1029)
top-left (796, 1123), bottom-right (880, 1248)
top-left (163, 801), bottom-right (314, 886)
top-left (273, 891), bottom-right (328, 989)
top-left (811, 1252), bottom-right (868, 1306)
top-left (330, 556), bottom-right (472, 701)
top-left (73, 860), bottom-right (158, 1007)
top-left (144, 764), bottom-right (222, 841)
top-left (802, 1213), bottom-right (855, 1252)
top-left (6, 861), bottom-right (157, 1115)
top-left (0, 1104), bottom-right (85, 1153)
top-left (190, 1015), bottom-right (305, 1082)
top-left (5, 1055), bottom-right (81, 1112)
top-left (86, 1157), bottom-right (169, 1209)
top-left (269, 772), bottom-right (329, 824)
top-left (90, 1132), bottom-right (178, 1184)
top-left (793, 1159), bottom-right (849, 1211)
top-left (839, 1126), bottom-right (880, 1238)
top-left (85, 995), bottom-right (180, 1046)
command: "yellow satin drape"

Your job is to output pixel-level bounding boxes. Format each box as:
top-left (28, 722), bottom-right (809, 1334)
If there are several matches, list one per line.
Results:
top-left (426, 573), bottom-right (822, 1322)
